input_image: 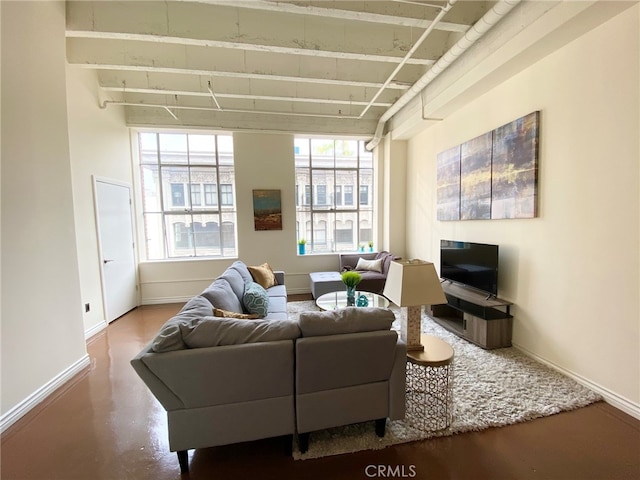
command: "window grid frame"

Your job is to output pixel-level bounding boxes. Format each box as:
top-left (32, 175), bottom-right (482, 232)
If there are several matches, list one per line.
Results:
top-left (295, 138), bottom-right (374, 254)
top-left (140, 132), bottom-right (238, 259)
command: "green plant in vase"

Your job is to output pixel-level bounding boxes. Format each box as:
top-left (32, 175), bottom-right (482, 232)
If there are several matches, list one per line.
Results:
top-left (297, 238), bottom-right (306, 255)
top-left (341, 271), bottom-right (362, 306)
top-left (368, 240), bottom-right (374, 252)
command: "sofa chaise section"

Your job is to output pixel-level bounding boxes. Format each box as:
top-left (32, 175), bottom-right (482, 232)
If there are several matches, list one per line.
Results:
top-left (294, 307), bottom-right (407, 453)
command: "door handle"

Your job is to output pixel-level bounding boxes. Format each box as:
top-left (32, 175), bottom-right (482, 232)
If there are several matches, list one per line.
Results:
top-left (103, 259), bottom-right (114, 264)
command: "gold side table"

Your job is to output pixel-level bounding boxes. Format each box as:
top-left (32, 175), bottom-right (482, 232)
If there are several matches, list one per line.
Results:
top-left (406, 334), bottom-right (454, 432)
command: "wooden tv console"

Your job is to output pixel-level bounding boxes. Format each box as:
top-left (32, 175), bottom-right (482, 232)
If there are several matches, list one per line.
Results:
top-left (429, 281), bottom-right (513, 350)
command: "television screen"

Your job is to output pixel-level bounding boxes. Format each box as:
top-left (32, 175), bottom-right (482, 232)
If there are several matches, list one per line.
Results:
top-left (440, 240), bottom-right (499, 295)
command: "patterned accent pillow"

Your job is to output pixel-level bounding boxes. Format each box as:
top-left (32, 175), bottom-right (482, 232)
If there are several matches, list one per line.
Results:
top-left (214, 308), bottom-right (259, 320)
top-left (243, 281), bottom-right (269, 318)
top-left (248, 262), bottom-right (278, 289)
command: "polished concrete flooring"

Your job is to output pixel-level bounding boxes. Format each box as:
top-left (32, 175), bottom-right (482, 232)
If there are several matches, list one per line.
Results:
top-left (2, 299), bottom-right (639, 480)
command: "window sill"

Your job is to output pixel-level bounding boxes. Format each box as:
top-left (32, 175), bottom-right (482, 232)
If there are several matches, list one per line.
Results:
top-left (140, 256), bottom-right (239, 265)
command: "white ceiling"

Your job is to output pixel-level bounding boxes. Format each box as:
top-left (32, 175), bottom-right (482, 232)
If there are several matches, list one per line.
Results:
top-left (65, 1), bottom-right (633, 142)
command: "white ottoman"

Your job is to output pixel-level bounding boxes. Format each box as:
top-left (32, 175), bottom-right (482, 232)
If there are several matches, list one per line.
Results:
top-left (309, 271), bottom-right (344, 299)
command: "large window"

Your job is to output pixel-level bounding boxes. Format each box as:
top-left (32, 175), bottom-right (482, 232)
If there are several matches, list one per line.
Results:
top-left (139, 132), bottom-right (237, 259)
top-left (294, 138), bottom-right (374, 253)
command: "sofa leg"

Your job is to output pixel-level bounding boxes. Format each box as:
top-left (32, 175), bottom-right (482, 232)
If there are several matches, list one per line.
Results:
top-left (298, 432), bottom-right (310, 454)
top-left (375, 418), bottom-right (386, 438)
top-left (177, 450), bottom-right (189, 474)
top-left (283, 434), bottom-right (293, 456)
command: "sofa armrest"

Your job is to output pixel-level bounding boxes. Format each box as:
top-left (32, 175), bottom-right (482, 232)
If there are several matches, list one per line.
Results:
top-left (389, 339), bottom-right (407, 420)
top-left (133, 340), bottom-right (295, 410)
top-left (131, 342), bottom-right (185, 411)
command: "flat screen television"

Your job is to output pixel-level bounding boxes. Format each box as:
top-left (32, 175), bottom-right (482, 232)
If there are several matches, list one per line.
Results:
top-left (440, 240), bottom-right (499, 296)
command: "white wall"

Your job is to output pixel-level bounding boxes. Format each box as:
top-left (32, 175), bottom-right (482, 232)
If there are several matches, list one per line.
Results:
top-left (403, 6), bottom-right (639, 413)
top-left (67, 66), bottom-right (133, 337)
top-left (1, 1), bottom-right (88, 424)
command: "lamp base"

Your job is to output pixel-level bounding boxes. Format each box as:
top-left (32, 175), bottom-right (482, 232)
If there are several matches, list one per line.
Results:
top-left (400, 305), bottom-right (424, 351)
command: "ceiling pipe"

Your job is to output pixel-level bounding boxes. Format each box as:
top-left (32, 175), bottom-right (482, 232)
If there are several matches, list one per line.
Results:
top-left (207, 81), bottom-right (223, 110)
top-left (163, 106), bottom-right (178, 120)
top-left (365, 0), bottom-right (522, 151)
top-left (359, 0), bottom-right (457, 119)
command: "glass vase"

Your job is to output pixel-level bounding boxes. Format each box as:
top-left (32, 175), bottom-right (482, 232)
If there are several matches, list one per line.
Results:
top-left (346, 285), bottom-right (356, 306)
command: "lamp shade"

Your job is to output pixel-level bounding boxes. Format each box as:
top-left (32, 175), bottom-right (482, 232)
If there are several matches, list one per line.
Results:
top-left (383, 259), bottom-right (447, 307)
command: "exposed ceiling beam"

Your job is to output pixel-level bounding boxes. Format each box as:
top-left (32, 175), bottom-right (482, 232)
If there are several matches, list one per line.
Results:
top-left (75, 63), bottom-right (413, 90)
top-left (181, 0), bottom-right (470, 32)
top-left (66, 31), bottom-right (436, 66)
top-left (100, 86), bottom-right (394, 108)
top-left (100, 101), bottom-right (365, 120)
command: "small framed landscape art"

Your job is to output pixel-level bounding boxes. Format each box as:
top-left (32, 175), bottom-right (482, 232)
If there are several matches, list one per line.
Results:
top-left (253, 189), bottom-right (282, 231)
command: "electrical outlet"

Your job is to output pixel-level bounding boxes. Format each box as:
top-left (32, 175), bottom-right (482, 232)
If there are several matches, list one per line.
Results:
top-left (85, 303), bottom-right (91, 313)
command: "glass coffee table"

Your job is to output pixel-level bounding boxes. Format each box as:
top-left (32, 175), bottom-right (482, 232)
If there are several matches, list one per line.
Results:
top-left (315, 290), bottom-right (390, 311)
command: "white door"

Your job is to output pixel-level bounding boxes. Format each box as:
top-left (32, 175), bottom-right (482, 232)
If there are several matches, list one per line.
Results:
top-left (95, 178), bottom-right (138, 322)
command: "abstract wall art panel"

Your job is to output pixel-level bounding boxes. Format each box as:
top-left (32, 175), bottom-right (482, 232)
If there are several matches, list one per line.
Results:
top-left (437, 145), bottom-right (461, 220)
top-left (460, 132), bottom-right (493, 220)
top-left (435, 111), bottom-right (540, 222)
top-left (491, 111), bottom-right (539, 219)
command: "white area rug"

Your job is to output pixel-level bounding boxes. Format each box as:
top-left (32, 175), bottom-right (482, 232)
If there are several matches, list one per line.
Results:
top-left (287, 301), bottom-right (602, 460)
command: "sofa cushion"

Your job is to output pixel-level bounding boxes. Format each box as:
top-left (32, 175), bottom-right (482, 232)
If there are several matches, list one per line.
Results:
top-left (243, 281), bottom-right (269, 318)
top-left (355, 257), bottom-right (383, 273)
top-left (264, 311), bottom-right (288, 321)
top-left (151, 296), bottom-right (214, 352)
top-left (219, 268), bottom-right (246, 300)
top-left (201, 278), bottom-right (243, 313)
top-left (229, 260), bottom-right (253, 283)
top-left (360, 272), bottom-right (386, 280)
top-left (182, 317), bottom-right (301, 348)
top-left (267, 295), bottom-right (287, 314)
top-left (214, 308), bottom-right (259, 320)
top-left (267, 284), bottom-right (287, 298)
top-left (298, 307), bottom-right (395, 337)
top-left (248, 262), bottom-right (278, 289)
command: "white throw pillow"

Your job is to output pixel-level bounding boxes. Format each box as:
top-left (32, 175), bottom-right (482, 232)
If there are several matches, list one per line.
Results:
top-left (355, 257), bottom-right (383, 273)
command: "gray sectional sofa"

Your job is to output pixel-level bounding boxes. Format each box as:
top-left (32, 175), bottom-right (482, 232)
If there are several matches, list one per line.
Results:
top-left (131, 260), bottom-right (406, 473)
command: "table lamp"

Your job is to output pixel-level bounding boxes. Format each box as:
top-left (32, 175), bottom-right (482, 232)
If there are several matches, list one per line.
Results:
top-left (383, 259), bottom-right (447, 351)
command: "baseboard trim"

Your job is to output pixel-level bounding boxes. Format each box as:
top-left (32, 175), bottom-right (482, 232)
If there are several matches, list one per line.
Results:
top-left (141, 295), bottom-right (192, 305)
top-left (513, 342), bottom-right (640, 420)
top-left (141, 288), bottom-right (313, 305)
top-left (0, 354), bottom-right (91, 434)
top-left (84, 321), bottom-right (107, 340)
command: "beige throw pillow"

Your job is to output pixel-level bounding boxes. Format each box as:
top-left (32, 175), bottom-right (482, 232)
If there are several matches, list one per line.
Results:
top-left (248, 262), bottom-right (277, 289)
top-left (214, 308), bottom-right (260, 320)
top-left (355, 257), bottom-right (383, 273)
